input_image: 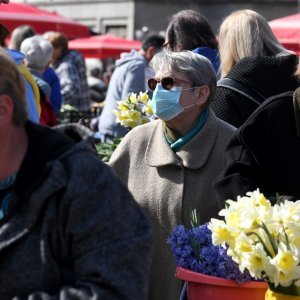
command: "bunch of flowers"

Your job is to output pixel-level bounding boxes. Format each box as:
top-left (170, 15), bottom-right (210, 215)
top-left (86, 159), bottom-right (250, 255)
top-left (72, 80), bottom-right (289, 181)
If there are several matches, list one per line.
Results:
top-left (113, 91), bottom-right (154, 128)
top-left (168, 211), bottom-right (253, 284)
top-left (209, 189), bottom-right (300, 296)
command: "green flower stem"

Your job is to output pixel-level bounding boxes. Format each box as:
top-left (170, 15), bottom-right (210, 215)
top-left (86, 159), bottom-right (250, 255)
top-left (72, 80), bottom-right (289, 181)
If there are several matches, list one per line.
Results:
top-left (247, 231), bottom-right (273, 257)
top-left (260, 222), bottom-right (278, 254)
top-left (284, 229), bottom-right (291, 251)
top-left (268, 281), bottom-right (300, 296)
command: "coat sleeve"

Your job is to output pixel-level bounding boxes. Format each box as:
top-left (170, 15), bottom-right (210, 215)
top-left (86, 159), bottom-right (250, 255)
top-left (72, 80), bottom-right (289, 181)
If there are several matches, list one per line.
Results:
top-left (213, 131), bottom-right (263, 207)
top-left (14, 154), bottom-right (152, 300)
top-left (213, 93), bottom-right (294, 206)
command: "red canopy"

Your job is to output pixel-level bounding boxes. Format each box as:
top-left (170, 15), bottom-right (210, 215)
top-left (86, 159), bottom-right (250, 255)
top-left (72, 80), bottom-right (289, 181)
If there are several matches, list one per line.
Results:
top-left (269, 13), bottom-right (300, 54)
top-left (0, 2), bottom-right (90, 39)
top-left (68, 34), bottom-right (142, 59)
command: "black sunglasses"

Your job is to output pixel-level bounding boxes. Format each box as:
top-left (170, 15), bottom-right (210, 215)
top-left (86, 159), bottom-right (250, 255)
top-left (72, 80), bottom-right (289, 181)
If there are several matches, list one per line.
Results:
top-left (148, 77), bottom-right (195, 91)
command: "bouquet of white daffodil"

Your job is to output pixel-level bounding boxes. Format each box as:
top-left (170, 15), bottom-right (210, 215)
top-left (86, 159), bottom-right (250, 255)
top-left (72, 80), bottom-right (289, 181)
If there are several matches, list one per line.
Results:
top-left (208, 190), bottom-right (300, 297)
top-left (113, 91), bottom-right (154, 129)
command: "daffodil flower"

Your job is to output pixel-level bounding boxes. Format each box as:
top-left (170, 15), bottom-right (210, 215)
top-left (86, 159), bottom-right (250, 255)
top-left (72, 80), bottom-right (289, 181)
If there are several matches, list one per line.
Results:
top-left (209, 189), bottom-right (300, 296)
top-left (114, 92), bottom-right (153, 129)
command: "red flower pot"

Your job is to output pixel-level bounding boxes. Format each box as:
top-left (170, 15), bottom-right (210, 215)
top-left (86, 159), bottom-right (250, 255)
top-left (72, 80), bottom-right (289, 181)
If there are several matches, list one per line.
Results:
top-left (176, 267), bottom-right (268, 300)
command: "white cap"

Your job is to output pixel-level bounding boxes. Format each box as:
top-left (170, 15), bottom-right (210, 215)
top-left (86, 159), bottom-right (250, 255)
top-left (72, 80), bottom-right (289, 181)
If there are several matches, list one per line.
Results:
top-left (20, 35), bottom-right (53, 70)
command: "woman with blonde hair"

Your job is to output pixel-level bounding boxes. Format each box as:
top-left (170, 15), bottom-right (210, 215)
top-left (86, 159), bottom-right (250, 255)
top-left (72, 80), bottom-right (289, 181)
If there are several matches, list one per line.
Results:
top-left (9, 25), bottom-right (36, 51)
top-left (212, 9), bottom-right (299, 127)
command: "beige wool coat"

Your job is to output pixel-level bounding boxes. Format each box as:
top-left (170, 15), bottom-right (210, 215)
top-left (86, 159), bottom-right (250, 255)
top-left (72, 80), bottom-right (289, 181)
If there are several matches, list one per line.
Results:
top-left (109, 109), bottom-right (236, 300)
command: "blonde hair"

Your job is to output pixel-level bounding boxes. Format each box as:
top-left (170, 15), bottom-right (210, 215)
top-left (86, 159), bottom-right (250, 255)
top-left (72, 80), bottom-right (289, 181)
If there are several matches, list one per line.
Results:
top-left (219, 9), bottom-right (291, 77)
top-left (0, 48), bottom-right (27, 125)
top-left (8, 25), bottom-right (36, 51)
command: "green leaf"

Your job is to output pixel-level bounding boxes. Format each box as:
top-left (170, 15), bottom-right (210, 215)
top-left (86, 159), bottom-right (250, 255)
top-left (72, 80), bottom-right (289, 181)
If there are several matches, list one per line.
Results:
top-left (247, 231), bottom-right (273, 258)
top-left (190, 209), bottom-right (200, 228)
top-left (261, 222), bottom-right (278, 254)
top-left (95, 137), bottom-right (122, 162)
top-left (275, 193), bottom-right (282, 205)
top-left (284, 229), bottom-right (291, 251)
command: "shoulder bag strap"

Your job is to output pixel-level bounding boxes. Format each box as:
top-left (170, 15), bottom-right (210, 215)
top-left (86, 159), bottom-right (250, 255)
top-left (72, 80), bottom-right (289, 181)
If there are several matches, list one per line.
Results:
top-left (217, 77), bottom-right (266, 106)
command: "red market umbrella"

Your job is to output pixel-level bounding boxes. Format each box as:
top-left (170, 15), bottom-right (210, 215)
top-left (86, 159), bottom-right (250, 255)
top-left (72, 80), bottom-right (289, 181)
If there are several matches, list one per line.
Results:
top-left (0, 2), bottom-right (90, 39)
top-left (68, 34), bottom-right (142, 59)
top-left (269, 13), bottom-right (300, 54)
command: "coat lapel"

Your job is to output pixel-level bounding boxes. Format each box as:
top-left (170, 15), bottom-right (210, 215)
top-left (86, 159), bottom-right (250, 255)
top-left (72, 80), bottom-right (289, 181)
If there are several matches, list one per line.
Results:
top-left (145, 120), bottom-right (180, 167)
top-left (145, 110), bottom-right (219, 169)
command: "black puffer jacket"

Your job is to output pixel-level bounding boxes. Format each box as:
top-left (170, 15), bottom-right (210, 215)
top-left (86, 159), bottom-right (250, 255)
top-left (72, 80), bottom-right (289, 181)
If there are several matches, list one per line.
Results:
top-left (212, 54), bottom-right (299, 127)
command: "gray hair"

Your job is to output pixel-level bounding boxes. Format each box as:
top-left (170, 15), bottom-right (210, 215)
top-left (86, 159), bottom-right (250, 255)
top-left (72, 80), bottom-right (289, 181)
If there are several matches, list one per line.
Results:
top-left (150, 49), bottom-right (216, 105)
top-left (20, 35), bottom-right (53, 70)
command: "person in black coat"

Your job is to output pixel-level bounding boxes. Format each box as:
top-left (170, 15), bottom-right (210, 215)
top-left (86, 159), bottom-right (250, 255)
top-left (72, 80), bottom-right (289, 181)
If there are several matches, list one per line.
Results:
top-left (212, 9), bottom-right (299, 128)
top-left (214, 87), bottom-right (300, 207)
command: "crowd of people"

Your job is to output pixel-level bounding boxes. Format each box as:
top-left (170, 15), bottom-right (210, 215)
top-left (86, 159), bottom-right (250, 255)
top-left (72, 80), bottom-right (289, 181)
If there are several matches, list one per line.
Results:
top-left (3, 24), bottom-right (113, 127)
top-left (1, 1), bottom-right (300, 299)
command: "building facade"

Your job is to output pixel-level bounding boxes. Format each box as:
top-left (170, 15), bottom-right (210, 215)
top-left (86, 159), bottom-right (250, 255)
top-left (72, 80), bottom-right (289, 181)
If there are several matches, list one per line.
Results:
top-left (13, 0), bottom-right (298, 39)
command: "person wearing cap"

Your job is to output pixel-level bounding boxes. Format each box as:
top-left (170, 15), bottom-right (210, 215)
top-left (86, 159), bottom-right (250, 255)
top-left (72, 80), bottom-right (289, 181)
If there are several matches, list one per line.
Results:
top-left (21, 35), bottom-right (56, 126)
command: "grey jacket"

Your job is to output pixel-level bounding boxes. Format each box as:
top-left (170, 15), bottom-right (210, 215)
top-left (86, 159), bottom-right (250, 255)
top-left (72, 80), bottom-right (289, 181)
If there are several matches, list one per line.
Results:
top-left (109, 111), bottom-right (236, 300)
top-left (99, 50), bottom-right (148, 138)
top-left (0, 122), bottom-right (152, 300)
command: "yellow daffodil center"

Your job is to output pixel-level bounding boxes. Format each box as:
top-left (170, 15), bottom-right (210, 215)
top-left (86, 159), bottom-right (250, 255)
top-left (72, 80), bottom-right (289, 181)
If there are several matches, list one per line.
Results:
top-left (278, 252), bottom-right (296, 271)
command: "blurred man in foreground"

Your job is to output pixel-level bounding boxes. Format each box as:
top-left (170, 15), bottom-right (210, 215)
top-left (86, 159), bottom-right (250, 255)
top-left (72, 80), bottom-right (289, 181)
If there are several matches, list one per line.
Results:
top-left (0, 50), bottom-right (152, 299)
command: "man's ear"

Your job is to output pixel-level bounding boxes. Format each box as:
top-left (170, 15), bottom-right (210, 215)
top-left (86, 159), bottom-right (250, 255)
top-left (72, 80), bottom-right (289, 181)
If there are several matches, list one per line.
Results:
top-left (0, 94), bottom-right (13, 127)
top-left (194, 85), bottom-right (210, 106)
top-left (145, 46), bottom-right (156, 61)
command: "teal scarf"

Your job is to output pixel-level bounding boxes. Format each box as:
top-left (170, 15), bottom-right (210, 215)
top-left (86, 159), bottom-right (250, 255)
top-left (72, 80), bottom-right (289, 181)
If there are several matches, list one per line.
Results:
top-left (0, 174), bottom-right (16, 219)
top-left (165, 109), bottom-right (208, 151)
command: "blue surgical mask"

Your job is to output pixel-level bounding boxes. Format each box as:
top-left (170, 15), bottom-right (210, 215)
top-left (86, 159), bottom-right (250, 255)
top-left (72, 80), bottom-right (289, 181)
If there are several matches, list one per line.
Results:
top-left (152, 84), bottom-right (195, 121)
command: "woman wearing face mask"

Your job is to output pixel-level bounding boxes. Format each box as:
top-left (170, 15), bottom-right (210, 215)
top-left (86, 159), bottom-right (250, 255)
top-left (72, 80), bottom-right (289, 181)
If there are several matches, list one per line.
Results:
top-left (109, 49), bottom-right (236, 300)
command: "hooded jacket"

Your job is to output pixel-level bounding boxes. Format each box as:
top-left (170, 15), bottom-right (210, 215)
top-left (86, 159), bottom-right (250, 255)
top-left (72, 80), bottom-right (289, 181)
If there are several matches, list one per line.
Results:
top-left (99, 49), bottom-right (148, 138)
top-left (192, 47), bottom-right (220, 76)
top-left (0, 122), bottom-right (152, 300)
top-left (212, 54), bottom-right (299, 127)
